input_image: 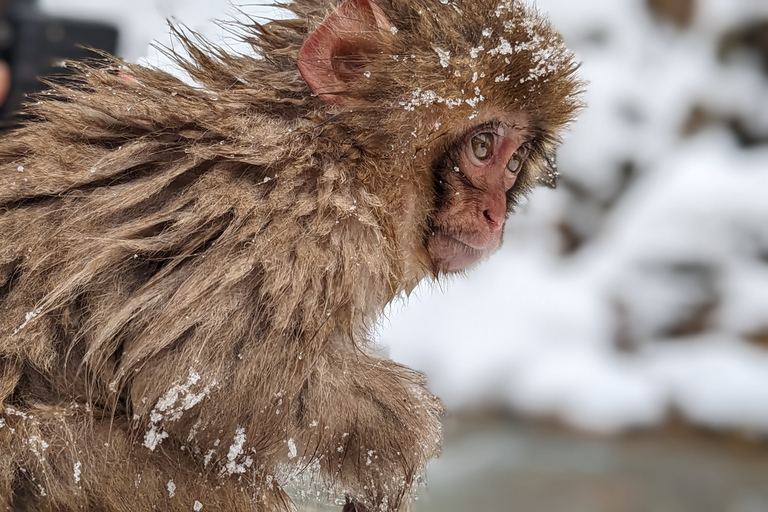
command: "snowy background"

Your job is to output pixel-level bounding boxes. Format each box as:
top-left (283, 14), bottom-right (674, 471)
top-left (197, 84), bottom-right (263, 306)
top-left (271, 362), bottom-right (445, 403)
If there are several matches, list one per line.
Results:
top-left (36, 0), bottom-right (768, 437)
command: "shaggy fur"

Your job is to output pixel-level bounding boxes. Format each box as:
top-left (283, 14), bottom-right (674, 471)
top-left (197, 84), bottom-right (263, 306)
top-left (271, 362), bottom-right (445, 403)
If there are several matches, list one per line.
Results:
top-left (0, 0), bottom-right (582, 510)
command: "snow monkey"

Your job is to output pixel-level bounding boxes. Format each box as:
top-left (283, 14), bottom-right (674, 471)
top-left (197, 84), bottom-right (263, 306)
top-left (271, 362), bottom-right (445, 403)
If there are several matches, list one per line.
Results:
top-left (0, 0), bottom-right (582, 510)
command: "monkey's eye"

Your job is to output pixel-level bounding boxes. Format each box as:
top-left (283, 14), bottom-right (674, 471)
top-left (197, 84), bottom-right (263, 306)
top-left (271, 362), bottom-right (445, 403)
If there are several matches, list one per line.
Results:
top-left (507, 153), bottom-right (521, 173)
top-left (471, 133), bottom-right (494, 161)
top-left (506, 145), bottom-right (530, 174)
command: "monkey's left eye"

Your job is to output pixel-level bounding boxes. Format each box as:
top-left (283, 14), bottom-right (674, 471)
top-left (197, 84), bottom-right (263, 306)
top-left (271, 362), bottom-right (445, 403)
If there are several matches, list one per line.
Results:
top-left (507, 153), bottom-right (522, 173)
top-left (506, 145), bottom-right (530, 174)
top-left (471, 133), bottom-right (494, 161)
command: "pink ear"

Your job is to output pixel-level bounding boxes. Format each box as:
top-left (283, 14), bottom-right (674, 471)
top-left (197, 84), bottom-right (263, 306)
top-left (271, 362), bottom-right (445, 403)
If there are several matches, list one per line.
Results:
top-left (298, 0), bottom-right (394, 106)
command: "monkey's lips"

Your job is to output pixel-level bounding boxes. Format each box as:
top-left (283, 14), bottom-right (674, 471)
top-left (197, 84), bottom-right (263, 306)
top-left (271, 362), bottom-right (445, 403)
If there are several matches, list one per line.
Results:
top-left (429, 231), bottom-right (499, 272)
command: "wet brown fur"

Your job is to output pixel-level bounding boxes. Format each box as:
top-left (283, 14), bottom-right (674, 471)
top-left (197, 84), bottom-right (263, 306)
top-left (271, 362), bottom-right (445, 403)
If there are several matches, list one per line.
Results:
top-left (0, 0), bottom-right (582, 510)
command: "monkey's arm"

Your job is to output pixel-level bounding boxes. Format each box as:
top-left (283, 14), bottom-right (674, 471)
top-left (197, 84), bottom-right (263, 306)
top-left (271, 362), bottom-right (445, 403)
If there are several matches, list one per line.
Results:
top-left (287, 351), bottom-right (443, 511)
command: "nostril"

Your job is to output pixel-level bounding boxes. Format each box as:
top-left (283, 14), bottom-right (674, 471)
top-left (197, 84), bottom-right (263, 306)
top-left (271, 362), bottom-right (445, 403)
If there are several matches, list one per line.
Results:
top-left (481, 192), bottom-right (506, 233)
top-left (483, 209), bottom-right (503, 231)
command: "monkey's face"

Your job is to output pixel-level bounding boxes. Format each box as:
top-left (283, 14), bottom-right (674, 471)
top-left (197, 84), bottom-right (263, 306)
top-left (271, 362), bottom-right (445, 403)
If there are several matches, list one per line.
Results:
top-left (427, 115), bottom-right (531, 273)
top-left (296, 0), bottom-right (583, 275)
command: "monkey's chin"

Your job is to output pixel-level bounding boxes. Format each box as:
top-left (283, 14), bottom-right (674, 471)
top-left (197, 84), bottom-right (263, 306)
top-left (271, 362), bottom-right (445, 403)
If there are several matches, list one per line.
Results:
top-left (428, 232), bottom-right (491, 273)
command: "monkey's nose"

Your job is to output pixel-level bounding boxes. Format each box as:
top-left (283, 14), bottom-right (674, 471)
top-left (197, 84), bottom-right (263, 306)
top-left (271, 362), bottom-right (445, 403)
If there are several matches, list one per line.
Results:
top-left (482, 198), bottom-right (505, 233)
top-left (483, 209), bottom-right (503, 232)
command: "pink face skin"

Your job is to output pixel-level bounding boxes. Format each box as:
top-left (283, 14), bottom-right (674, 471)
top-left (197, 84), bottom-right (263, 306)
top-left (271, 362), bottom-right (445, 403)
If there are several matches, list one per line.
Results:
top-left (427, 118), bottom-right (531, 273)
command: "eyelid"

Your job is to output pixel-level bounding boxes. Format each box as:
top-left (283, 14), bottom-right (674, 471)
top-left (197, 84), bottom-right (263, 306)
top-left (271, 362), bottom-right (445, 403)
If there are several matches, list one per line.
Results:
top-left (469, 121), bottom-right (502, 140)
top-left (520, 141), bottom-right (533, 157)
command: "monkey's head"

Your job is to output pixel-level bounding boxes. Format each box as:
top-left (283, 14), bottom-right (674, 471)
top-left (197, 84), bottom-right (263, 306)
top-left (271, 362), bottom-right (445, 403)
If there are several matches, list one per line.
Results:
top-left (294, 0), bottom-right (583, 274)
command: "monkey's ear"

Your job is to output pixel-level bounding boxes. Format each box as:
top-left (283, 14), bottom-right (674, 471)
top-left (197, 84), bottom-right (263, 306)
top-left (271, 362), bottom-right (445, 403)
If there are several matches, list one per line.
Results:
top-left (298, 0), bottom-right (394, 106)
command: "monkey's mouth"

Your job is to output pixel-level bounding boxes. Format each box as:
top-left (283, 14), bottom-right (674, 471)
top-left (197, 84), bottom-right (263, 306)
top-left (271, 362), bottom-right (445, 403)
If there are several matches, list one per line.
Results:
top-left (429, 231), bottom-right (492, 272)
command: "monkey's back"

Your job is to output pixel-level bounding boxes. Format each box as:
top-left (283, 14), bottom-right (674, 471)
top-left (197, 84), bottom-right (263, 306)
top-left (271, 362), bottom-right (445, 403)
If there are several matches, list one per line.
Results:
top-left (0, 37), bottom-right (440, 509)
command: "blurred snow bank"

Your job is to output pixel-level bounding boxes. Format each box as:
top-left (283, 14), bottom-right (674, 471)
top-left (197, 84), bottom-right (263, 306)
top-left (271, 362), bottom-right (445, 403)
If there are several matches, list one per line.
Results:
top-left (36, 0), bottom-right (768, 435)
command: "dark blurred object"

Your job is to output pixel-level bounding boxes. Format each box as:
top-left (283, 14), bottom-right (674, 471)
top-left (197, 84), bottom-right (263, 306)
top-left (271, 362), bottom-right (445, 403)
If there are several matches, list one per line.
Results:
top-left (684, 104), bottom-right (768, 147)
top-left (0, 0), bottom-right (118, 129)
top-left (646, 0), bottom-right (696, 28)
top-left (720, 21), bottom-right (768, 74)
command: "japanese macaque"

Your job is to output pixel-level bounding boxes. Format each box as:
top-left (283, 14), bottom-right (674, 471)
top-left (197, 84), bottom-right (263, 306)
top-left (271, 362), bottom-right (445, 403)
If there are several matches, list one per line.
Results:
top-left (0, 0), bottom-right (581, 510)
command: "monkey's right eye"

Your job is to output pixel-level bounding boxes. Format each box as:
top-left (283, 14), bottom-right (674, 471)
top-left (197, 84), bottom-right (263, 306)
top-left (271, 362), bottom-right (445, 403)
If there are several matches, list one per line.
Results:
top-left (471, 133), bottom-right (494, 161)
